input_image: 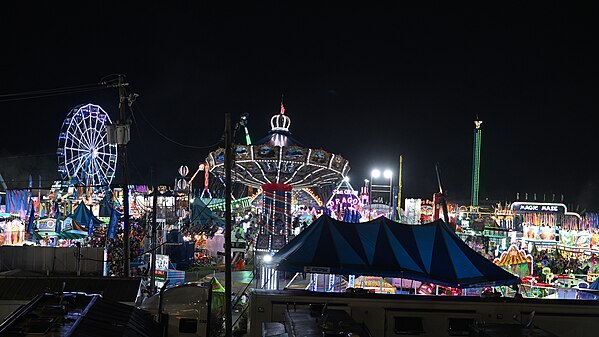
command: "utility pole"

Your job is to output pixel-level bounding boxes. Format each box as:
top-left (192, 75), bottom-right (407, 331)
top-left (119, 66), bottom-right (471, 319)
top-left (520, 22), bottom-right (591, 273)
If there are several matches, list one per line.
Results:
top-left (117, 74), bottom-right (131, 277)
top-left (224, 113), bottom-right (233, 337)
top-left (150, 187), bottom-right (158, 293)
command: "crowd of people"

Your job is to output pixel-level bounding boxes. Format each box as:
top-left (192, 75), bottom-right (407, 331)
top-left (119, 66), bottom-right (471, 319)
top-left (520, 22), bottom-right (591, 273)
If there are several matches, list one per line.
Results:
top-left (102, 220), bottom-right (147, 277)
top-left (531, 248), bottom-right (598, 278)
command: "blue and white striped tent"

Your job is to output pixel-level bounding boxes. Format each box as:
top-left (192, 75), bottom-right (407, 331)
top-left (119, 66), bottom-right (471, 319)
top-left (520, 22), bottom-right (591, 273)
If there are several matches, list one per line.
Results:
top-left (271, 214), bottom-right (520, 288)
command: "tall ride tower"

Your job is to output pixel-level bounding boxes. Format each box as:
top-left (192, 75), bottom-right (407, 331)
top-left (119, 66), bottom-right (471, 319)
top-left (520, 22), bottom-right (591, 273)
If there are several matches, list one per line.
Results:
top-left (471, 119), bottom-right (483, 207)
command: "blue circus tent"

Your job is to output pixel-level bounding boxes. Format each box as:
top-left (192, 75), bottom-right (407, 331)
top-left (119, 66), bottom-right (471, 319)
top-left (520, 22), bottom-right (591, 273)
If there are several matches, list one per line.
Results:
top-left (69, 202), bottom-right (104, 229)
top-left (271, 214), bottom-right (520, 288)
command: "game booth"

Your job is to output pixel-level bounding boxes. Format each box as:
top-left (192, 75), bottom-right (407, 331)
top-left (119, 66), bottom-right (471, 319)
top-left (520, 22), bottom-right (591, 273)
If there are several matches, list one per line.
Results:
top-left (494, 245), bottom-right (533, 278)
top-left (0, 214), bottom-right (25, 246)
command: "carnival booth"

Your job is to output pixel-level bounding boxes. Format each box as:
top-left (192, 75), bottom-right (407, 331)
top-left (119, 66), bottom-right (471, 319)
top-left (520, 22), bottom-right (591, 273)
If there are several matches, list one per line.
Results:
top-left (0, 214), bottom-right (25, 246)
top-left (512, 202), bottom-right (582, 251)
top-left (494, 245), bottom-right (533, 278)
top-left (559, 229), bottom-right (591, 253)
top-left (522, 224), bottom-right (557, 250)
top-left (354, 276), bottom-right (395, 294)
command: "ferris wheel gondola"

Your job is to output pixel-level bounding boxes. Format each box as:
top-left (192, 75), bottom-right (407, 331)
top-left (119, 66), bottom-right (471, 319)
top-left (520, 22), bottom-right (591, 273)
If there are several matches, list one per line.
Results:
top-left (57, 103), bottom-right (117, 188)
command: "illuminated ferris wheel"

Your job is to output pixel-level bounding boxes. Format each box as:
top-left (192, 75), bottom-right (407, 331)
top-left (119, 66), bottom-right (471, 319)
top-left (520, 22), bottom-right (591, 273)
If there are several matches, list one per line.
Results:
top-left (57, 103), bottom-right (118, 188)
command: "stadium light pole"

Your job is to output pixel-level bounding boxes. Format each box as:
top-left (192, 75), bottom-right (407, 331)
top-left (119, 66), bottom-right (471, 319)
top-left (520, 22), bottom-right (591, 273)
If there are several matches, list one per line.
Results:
top-left (369, 169), bottom-right (380, 220)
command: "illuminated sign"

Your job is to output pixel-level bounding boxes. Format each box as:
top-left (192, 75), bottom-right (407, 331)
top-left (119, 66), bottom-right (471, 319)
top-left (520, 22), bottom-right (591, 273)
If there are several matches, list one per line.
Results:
top-left (156, 254), bottom-right (169, 271)
top-left (512, 203), bottom-right (565, 214)
top-left (326, 189), bottom-right (361, 212)
top-left (304, 266), bottom-right (331, 273)
top-left (37, 219), bottom-right (56, 231)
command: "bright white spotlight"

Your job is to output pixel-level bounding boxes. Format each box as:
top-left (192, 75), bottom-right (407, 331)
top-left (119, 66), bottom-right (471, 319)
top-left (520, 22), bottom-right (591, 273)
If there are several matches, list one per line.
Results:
top-left (262, 254), bottom-right (273, 263)
top-left (190, 198), bottom-right (195, 204)
top-left (383, 169), bottom-right (392, 179)
top-left (371, 169), bottom-right (381, 178)
top-left (343, 176), bottom-right (350, 182)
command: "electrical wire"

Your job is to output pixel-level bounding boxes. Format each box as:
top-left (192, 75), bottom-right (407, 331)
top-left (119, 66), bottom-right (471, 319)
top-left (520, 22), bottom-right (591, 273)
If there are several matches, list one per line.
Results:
top-left (0, 82), bottom-right (115, 103)
top-left (130, 100), bottom-right (224, 149)
top-left (124, 88), bottom-right (157, 181)
top-left (0, 153), bottom-right (55, 160)
top-left (0, 81), bottom-right (111, 98)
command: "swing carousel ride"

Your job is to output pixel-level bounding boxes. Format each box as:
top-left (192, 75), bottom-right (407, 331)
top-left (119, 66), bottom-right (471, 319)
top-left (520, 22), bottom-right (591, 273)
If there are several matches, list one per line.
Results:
top-left (207, 102), bottom-right (350, 252)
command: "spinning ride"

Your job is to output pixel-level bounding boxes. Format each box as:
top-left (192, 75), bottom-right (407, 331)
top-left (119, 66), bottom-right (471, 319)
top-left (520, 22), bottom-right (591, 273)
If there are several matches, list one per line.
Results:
top-left (57, 104), bottom-right (117, 188)
top-left (207, 103), bottom-right (350, 251)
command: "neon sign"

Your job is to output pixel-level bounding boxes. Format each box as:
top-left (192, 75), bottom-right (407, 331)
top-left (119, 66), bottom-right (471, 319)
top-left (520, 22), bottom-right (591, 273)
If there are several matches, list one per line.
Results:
top-left (327, 189), bottom-right (362, 213)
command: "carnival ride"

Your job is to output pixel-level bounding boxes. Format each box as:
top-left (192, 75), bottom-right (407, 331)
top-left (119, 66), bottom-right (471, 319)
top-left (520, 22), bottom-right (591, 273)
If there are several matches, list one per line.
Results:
top-left (57, 103), bottom-right (117, 189)
top-left (207, 102), bottom-right (350, 253)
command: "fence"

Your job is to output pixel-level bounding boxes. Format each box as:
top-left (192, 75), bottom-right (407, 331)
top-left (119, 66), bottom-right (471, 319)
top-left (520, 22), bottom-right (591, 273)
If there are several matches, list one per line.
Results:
top-left (0, 246), bottom-right (103, 275)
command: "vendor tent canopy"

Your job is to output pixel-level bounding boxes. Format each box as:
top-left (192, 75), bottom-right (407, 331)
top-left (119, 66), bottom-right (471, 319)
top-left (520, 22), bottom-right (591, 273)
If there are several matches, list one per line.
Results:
top-left (190, 198), bottom-right (224, 226)
top-left (58, 229), bottom-right (88, 240)
top-left (271, 215), bottom-right (520, 288)
top-left (98, 193), bottom-right (114, 217)
top-left (69, 202), bottom-right (104, 229)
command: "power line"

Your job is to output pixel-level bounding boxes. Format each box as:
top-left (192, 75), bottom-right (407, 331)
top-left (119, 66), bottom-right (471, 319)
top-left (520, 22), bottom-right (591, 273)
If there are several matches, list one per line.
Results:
top-left (131, 101), bottom-right (224, 149)
top-left (0, 153), bottom-right (55, 160)
top-left (0, 84), bottom-right (114, 103)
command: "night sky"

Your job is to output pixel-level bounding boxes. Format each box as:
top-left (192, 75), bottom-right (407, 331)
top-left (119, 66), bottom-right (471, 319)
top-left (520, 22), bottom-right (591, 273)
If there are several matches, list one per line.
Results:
top-left (1, 5), bottom-right (598, 211)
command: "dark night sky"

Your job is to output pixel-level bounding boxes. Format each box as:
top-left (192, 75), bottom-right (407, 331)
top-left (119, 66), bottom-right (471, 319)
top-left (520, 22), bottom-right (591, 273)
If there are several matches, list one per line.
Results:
top-left (1, 4), bottom-right (598, 210)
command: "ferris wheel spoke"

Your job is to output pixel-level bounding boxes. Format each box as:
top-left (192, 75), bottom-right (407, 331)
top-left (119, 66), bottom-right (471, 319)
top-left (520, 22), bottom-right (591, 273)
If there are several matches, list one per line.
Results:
top-left (96, 142), bottom-right (112, 151)
top-left (87, 158), bottom-right (98, 186)
top-left (72, 122), bottom-right (92, 149)
top-left (92, 115), bottom-right (106, 148)
top-left (71, 154), bottom-right (89, 180)
top-left (64, 146), bottom-right (88, 153)
top-left (81, 117), bottom-right (97, 148)
top-left (84, 117), bottom-right (99, 148)
top-left (95, 159), bottom-right (109, 186)
top-left (67, 130), bottom-right (87, 149)
top-left (96, 156), bottom-right (112, 171)
top-left (88, 119), bottom-right (101, 148)
top-left (73, 115), bottom-right (93, 146)
top-left (89, 159), bottom-right (100, 186)
top-left (94, 160), bottom-right (109, 184)
top-left (92, 115), bottom-right (102, 146)
top-left (95, 151), bottom-right (116, 157)
top-left (64, 153), bottom-right (88, 168)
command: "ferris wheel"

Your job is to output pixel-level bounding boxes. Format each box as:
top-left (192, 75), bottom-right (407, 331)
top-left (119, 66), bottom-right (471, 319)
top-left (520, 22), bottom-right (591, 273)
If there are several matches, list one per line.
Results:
top-left (57, 103), bottom-right (118, 188)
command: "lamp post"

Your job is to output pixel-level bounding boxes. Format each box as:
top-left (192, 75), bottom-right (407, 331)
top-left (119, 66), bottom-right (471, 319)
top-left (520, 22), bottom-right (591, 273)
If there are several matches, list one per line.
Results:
top-left (369, 168), bottom-right (393, 219)
top-left (369, 170), bottom-right (380, 220)
top-left (363, 179), bottom-right (370, 220)
top-left (384, 169), bottom-right (393, 217)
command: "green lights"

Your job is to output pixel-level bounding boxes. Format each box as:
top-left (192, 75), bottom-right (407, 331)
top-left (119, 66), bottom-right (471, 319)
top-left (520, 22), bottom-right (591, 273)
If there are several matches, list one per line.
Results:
top-left (471, 121), bottom-right (482, 207)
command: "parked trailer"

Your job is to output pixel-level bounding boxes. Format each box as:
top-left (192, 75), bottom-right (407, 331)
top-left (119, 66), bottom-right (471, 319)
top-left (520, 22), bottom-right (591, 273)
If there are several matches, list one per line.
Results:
top-left (249, 289), bottom-right (599, 337)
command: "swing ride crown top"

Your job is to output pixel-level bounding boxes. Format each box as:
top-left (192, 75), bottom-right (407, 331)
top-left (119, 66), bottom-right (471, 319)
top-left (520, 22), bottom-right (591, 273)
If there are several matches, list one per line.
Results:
top-left (207, 103), bottom-right (350, 190)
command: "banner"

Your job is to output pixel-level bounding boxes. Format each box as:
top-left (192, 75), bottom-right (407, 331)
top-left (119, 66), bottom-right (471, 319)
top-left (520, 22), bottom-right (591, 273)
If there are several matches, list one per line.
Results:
top-left (559, 229), bottom-right (591, 248)
top-left (6, 190), bottom-right (31, 213)
top-left (523, 225), bottom-right (556, 241)
top-left (107, 208), bottom-right (118, 239)
top-left (27, 201), bottom-right (35, 235)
